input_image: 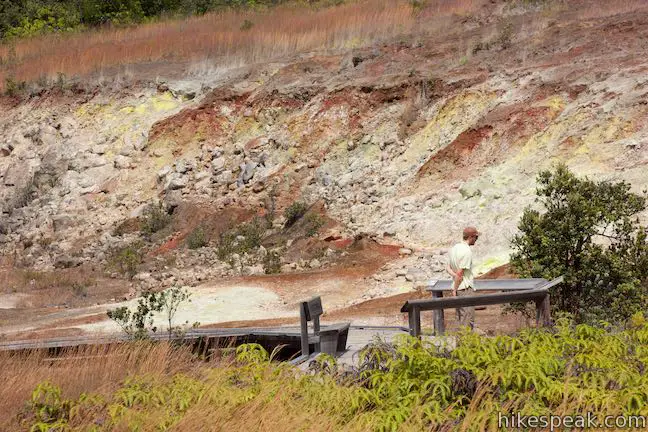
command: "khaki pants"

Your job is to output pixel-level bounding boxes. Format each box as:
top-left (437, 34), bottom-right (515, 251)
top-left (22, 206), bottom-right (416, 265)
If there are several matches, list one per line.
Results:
top-left (456, 287), bottom-right (475, 330)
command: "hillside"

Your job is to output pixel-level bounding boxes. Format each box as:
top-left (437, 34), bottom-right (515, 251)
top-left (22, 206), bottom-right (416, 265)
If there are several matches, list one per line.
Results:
top-left (1, 0), bottom-right (648, 337)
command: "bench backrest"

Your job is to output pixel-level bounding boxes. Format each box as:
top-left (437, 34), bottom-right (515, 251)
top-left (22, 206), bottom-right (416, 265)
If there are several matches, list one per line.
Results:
top-left (300, 296), bottom-right (323, 356)
top-left (302, 296), bottom-right (324, 322)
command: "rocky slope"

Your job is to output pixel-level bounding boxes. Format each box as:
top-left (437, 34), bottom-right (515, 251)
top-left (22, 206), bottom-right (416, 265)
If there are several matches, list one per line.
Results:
top-left (1, 0), bottom-right (648, 331)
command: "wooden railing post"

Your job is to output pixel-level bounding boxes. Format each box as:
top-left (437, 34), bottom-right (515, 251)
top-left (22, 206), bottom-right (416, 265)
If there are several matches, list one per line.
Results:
top-left (412, 306), bottom-right (421, 337)
top-left (432, 291), bottom-right (445, 335)
top-left (300, 302), bottom-right (309, 356)
top-left (535, 293), bottom-right (551, 328)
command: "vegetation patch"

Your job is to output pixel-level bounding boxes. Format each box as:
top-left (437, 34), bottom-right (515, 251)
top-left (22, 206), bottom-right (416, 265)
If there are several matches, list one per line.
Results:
top-left (140, 202), bottom-right (172, 236)
top-left (511, 164), bottom-right (648, 323)
top-left (283, 201), bottom-right (308, 228)
top-left (14, 317), bottom-right (648, 431)
top-left (107, 242), bottom-right (144, 279)
top-left (216, 217), bottom-right (266, 262)
top-left (186, 226), bottom-right (208, 249)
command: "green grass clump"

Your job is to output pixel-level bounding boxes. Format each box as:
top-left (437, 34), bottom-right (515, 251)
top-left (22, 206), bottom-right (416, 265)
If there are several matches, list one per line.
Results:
top-left (186, 226), bottom-right (207, 249)
top-left (17, 315), bottom-right (648, 431)
top-left (140, 202), bottom-right (171, 235)
top-left (283, 201), bottom-right (308, 228)
top-left (217, 217), bottom-right (266, 262)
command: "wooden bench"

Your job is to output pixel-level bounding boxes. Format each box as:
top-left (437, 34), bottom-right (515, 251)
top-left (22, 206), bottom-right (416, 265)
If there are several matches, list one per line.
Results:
top-left (298, 296), bottom-right (351, 359)
top-left (402, 277), bottom-right (563, 336)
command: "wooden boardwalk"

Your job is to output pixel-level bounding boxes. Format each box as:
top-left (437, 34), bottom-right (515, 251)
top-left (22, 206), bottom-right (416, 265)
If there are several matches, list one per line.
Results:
top-left (336, 326), bottom-right (409, 366)
top-left (0, 326), bottom-right (424, 368)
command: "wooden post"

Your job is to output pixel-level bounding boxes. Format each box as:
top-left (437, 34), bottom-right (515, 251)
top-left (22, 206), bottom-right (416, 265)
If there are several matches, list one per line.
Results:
top-left (313, 315), bottom-right (321, 352)
top-left (412, 306), bottom-right (421, 337)
top-left (432, 291), bottom-right (445, 335)
top-left (408, 307), bottom-right (416, 336)
top-left (535, 294), bottom-right (551, 328)
top-left (299, 302), bottom-right (309, 356)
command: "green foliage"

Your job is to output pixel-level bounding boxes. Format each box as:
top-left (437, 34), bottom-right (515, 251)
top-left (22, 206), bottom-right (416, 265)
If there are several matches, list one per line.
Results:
top-left (24, 382), bottom-right (75, 431)
top-left (305, 212), bottom-right (324, 237)
top-left (186, 226), bottom-right (207, 249)
top-left (23, 321), bottom-right (648, 431)
top-left (0, 0), bottom-right (311, 41)
top-left (108, 243), bottom-right (143, 279)
top-left (240, 18), bottom-right (253, 30)
top-left (106, 286), bottom-right (193, 339)
top-left (284, 201), bottom-right (308, 228)
top-left (217, 217), bottom-right (266, 261)
top-left (511, 163), bottom-right (648, 323)
top-left (140, 201), bottom-right (171, 235)
top-left (262, 250), bottom-right (282, 274)
top-left (4, 76), bottom-right (27, 96)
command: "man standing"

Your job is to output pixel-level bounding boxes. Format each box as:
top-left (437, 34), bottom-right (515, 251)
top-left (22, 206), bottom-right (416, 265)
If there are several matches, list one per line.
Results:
top-left (446, 227), bottom-right (479, 330)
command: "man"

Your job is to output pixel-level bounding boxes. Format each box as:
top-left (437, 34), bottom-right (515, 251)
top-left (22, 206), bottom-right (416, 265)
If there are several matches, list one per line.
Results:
top-left (446, 227), bottom-right (479, 330)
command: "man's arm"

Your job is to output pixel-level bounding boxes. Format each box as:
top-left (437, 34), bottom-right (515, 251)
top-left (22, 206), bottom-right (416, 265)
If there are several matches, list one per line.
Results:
top-left (452, 268), bottom-right (464, 297)
top-left (445, 263), bottom-right (457, 279)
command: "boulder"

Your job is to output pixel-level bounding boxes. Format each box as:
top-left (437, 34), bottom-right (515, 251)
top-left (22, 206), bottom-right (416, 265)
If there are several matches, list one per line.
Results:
top-left (212, 157), bottom-right (226, 174)
top-left (52, 214), bottom-right (78, 232)
top-left (157, 165), bottom-right (172, 181)
top-left (114, 155), bottom-right (132, 169)
top-left (165, 174), bottom-right (188, 190)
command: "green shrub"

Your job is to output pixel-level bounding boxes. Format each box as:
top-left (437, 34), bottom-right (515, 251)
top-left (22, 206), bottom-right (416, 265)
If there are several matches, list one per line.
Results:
top-left (240, 19), bottom-right (253, 30)
top-left (187, 226), bottom-right (207, 249)
top-left (305, 213), bottom-right (324, 237)
top-left (511, 163), bottom-right (648, 323)
top-left (284, 201), bottom-right (308, 228)
top-left (4, 76), bottom-right (26, 97)
top-left (140, 202), bottom-right (171, 235)
top-left (109, 243), bottom-right (143, 279)
top-left (217, 217), bottom-right (267, 262)
top-left (107, 286), bottom-right (194, 339)
top-left (22, 319), bottom-right (648, 431)
top-left (263, 250), bottom-right (282, 274)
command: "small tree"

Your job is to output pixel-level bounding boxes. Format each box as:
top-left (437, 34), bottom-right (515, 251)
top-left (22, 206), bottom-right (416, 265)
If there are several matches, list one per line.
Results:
top-left (511, 164), bottom-right (648, 323)
top-left (107, 287), bottom-right (195, 339)
top-left (161, 286), bottom-right (192, 339)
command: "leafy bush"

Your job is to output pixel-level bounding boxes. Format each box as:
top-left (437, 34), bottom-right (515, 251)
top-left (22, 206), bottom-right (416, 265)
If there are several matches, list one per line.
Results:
top-left (263, 250), bottom-right (282, 274)
top-left (186, 226), bottom-right (207, 249)
top-left (0, 0), bottom-right (313, 42)
top-left (284, 201), bottom-right (308, 228)
top-left (511, 163), bottom-right (648, 323)
top-left (107, 286), bottom-right (194, 339)
top-left (21, 319), bottom-right (648, 431)
top-left (108, 243), bottom-right (143, 279)
top-left (4, 76), bottom-right (26, 97)
top-left (140, 202), bottom-right (171, 235)
top-left (240, 18), bottom-right (253, 30)
top-left (217, 217), bottom-right (266, 261)
top-left (305, 213), bottom-right (324, 237)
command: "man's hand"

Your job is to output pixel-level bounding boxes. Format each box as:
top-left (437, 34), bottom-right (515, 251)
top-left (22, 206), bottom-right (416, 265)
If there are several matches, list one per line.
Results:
top-left (451, 289), bottom-right (457, 297)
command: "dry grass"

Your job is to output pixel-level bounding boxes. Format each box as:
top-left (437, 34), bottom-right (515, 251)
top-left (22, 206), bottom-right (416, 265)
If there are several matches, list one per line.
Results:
top-left (573, 0), bottom-right (648, 20)
top-left (0, 0), bottom-right (485, 91)
top-left (0, 342), bottom-right (207, 430)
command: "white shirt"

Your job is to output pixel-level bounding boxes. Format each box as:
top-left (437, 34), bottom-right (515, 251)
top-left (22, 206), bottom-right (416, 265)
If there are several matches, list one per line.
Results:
top-left (448, 241), bottom-right (474, 290)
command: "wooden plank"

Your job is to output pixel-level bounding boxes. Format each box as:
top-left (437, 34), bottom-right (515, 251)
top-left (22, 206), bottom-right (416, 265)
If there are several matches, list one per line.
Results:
top-left (307, 297), bottom-right (324, 318)
top-left (424, 278), bottom-right (548, 292)
top-left (401, 288), bottom-right (549, 312)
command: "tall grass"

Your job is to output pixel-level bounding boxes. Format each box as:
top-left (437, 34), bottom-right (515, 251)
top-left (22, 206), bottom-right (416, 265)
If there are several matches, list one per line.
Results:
top-left (0, 0), bottom-right (483, 91)
top-left (5, 317), bottom-right (648, 430)
top-left (0, 342), bottom-right (204, 430)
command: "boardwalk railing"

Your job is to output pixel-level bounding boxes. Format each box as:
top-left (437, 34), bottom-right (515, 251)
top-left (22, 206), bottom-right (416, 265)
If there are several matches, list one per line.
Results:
top-left (402, 277), bottom-right (564, 336)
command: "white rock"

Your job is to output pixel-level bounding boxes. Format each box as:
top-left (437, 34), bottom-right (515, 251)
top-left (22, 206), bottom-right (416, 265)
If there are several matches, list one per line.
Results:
top-left (114, 155), bottom-right (132, 169)
top-left (157, 165), bottom-right (172, 181)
